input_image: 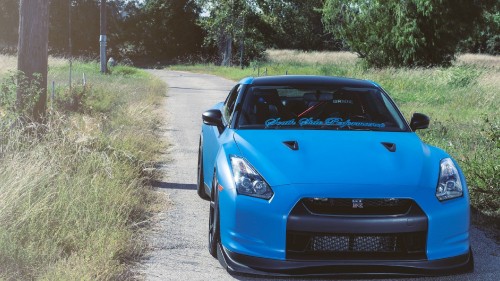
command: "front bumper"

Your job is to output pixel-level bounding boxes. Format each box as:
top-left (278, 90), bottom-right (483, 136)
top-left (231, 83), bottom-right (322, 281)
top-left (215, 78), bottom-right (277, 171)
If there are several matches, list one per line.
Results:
top-left (218, 244), bottom-right (474, 277)
top-left (219, 183), bottom-right (471, 261)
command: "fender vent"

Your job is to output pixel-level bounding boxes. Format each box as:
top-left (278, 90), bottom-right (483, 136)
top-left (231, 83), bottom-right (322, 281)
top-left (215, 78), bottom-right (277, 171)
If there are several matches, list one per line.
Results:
top-left (381, 142), bottom-right (396, 152)
top-left (283, 141), bottom-right (299, 151)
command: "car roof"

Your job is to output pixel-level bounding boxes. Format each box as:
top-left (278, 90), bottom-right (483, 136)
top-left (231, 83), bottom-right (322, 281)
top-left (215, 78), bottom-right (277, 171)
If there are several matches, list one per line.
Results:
top-left (238, 75), bottom-right (380, 88)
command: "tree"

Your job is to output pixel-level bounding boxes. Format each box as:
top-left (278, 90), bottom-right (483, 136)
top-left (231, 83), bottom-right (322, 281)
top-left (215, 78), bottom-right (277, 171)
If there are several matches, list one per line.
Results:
top-left (49, 0), bottom-right (119, 57)
top-left (323, 0), bottom-right (486, 67)
top-left (197, 0), bottom-right (271, 65)
top-left (138, 0), bottom-right (204, 61)
top-left (258, 0), bottom-right (340, 51)
top-left (197, 0), bottom-right (247, 65)
top-left (2, 0), bottom-right (105, 57)
top-left (196, 0), bottom-right (343, 65)
top-left (459, 1), bottom-right (500, 55)
top-left (0, 0), bottom-right (20, 53)
top-left (17, 0), bottom-right (50, 121)
top-left (108, 0), bottom-right (204, 63)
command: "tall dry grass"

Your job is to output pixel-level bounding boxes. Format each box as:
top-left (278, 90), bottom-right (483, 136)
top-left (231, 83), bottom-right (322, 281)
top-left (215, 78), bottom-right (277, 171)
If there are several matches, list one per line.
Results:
top-left (0, 54), bottom-right (16, 75)
top-left (0, 54), bottom-right (67, 75)
top-left (0, 58), bottom-right (166, 279)
top-left (266, 49), bottom-right (500, 69)
top-left (456, 53), bottom-right (500, 70)
top-left (266, 49), bottom-right (359, 65)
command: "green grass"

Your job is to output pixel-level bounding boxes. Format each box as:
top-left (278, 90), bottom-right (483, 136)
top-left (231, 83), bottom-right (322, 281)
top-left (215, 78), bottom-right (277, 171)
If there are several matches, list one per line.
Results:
top-left (0, 59), bottom-right (166, 279)
top-left (171, 52), bottom-right (499, 219)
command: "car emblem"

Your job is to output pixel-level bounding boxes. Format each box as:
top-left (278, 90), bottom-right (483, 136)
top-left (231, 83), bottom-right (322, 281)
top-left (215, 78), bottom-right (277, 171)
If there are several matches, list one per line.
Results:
top-left (352, 199), bottom-right (364, 208)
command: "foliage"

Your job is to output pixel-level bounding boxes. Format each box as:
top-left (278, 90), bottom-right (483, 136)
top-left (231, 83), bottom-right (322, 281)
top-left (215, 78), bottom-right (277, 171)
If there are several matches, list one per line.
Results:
top-left (257, 0), bottom-right (340, 51)
top-left (322, 0), bottom-right (488, 67)
top-left (0, 59), bottom-right (166, 279)
top-left (0, 71), bottom-right (43, 120)
top-left (0, 0), bottom-right (18, 53)
top-left (1, 0), bottom-right (497, 64)
top-left (117, 0), bottom-right (204, 62)
top-left (0, 0), bottom-right (203, 63)
top-left (196, 0), bottom-right (262, 65)
top-left (196, 0), bottom-right (343, 65)
top-left (51, 0), bottom-right (97, 56)
top-left (459, 2), bottom-right (500, 55)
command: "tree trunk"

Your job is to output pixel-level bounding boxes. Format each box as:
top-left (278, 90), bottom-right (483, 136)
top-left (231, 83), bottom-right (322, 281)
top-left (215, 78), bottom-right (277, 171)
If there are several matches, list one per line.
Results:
top-left (221, 35), bottom-right (232, 66)
top-left (17, 0), bottom-right (50, 122)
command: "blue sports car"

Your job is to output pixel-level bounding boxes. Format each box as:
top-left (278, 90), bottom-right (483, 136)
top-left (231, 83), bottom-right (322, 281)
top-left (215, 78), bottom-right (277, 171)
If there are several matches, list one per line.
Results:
top-left (198, 75), bottom-right (473, 276)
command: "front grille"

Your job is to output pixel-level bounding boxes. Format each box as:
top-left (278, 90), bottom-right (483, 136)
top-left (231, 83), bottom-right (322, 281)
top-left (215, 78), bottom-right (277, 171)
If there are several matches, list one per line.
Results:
top-left (302, 198), bottom-right (413, 215)
top-left (287, 232), bottom-right (426, 260)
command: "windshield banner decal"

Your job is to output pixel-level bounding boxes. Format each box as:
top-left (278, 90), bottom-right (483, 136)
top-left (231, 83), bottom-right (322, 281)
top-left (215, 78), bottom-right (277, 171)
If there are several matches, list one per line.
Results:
top-left (265, 117), bottom-right (386, 128)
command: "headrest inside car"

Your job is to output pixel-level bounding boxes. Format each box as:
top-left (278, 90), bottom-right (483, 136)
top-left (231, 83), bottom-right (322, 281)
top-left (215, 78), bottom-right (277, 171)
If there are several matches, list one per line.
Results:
top-left (253, 88), bottom-right (278, 96)
top-left (303, 93), bottom-right (317, 101)
top-left (303, 92), bottom-right (333, 102)
top-left (319, 93), bottom-right (333, 101)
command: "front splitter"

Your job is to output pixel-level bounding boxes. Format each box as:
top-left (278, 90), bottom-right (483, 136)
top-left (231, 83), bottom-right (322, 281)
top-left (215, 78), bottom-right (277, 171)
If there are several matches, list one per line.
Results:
top-left (217, 244), bottom-right (474, 277)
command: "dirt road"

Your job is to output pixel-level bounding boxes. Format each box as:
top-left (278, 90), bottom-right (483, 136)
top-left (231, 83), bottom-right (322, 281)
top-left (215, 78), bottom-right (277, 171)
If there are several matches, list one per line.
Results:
top-left (137, 70), bottom-right (499, 281)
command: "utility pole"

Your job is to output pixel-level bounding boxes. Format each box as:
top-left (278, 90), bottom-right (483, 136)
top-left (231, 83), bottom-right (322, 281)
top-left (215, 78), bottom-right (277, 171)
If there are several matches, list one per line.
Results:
top-left (100, 0), bottom-right (107, 73)
top-left (17, 0), bottom-right (50, 122)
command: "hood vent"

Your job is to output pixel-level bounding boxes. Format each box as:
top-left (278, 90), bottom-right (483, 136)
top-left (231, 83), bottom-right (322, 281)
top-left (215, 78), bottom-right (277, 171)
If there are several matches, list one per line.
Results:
top-left (381, 142), bottom-right (396, 152)
top-left (283, 141), bottom-right (299, 151)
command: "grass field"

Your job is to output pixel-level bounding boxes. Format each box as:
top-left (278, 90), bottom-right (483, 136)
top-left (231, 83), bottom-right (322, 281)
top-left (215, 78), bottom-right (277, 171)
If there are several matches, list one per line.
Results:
top-left (171, 50), bottom-right (499, 220)
top-left (0, 55), bottom-right (166, 279)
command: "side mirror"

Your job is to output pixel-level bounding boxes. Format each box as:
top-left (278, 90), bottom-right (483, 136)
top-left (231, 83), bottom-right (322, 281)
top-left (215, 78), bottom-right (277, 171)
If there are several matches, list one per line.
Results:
top-left (202, 109), bottom-right (224, 133)
top-left (410, 113), bottom-right (430, 131)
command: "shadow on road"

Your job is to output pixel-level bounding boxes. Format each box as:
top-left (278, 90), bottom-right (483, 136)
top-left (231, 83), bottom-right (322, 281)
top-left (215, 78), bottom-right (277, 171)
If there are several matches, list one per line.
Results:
top-left (152, 181), bottom-right (197, 191)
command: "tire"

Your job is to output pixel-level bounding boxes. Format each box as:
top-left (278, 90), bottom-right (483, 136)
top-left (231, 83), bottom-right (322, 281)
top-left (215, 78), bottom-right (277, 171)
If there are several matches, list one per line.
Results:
top-left (197, 136), bottom-right (210, 200)
top-left (208, 173), bottom-right (220, 258)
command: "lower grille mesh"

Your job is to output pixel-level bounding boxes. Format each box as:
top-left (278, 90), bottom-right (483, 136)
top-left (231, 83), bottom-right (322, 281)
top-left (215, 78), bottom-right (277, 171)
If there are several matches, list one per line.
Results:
top-left (287, 232), bottom-right (426, 260)
top-left (311, 235), bottom-right (349, 252)
top-left (352, 235), bottom-right (400, 252)
top-left (310, 234), bottom-right (401, 252)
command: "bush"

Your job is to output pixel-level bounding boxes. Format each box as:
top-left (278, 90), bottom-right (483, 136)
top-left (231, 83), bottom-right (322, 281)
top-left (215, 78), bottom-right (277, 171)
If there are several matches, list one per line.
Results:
top-left (322, 0), bottom-right (487, 67)
top-left (0, 71), bottom-right (43, 120)
top-left (459, 5), bottom-right (500, 55)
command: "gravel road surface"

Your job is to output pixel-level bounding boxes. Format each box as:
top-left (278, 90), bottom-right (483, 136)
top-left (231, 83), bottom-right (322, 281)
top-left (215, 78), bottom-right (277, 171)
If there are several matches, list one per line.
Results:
top-left (137, 70), bottom-right (499, 281)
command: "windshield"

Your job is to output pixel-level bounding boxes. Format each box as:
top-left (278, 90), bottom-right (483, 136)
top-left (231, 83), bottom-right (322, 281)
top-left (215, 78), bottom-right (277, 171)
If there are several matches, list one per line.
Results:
top-left (237, 86), bottom-right (408, 131)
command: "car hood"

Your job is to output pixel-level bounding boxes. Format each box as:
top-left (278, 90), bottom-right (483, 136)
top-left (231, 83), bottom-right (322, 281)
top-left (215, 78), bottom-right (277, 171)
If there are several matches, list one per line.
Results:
top-left (233, 130), bottom-right (432, 187)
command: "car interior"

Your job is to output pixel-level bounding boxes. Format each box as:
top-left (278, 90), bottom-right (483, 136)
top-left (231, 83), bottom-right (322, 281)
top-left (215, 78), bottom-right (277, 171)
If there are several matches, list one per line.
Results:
top-left (238, 87), bottom-right (403, 130)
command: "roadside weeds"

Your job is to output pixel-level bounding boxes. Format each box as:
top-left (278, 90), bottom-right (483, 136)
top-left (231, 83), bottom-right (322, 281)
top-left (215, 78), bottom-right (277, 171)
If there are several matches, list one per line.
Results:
top-left (0, 58), bottom-right (168, 279)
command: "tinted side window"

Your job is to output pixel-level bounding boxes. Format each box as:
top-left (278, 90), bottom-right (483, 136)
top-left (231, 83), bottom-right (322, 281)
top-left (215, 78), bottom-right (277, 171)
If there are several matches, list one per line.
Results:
top-left (223, 85), bottom-right (240, 124)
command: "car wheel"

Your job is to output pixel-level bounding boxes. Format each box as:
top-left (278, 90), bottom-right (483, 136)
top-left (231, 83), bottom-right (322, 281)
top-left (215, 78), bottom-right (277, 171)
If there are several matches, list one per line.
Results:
top-left (197, 136), bottom-right (210, 200)
top-left (208, 173), bottom-right (220, 258)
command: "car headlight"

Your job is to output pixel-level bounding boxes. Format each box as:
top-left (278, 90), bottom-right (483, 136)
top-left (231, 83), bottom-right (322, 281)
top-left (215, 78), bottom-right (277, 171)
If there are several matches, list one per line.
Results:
top-left (436, 158), bottom-right (463, 201)
top-left (230, 155), bottom-right (273, 200)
